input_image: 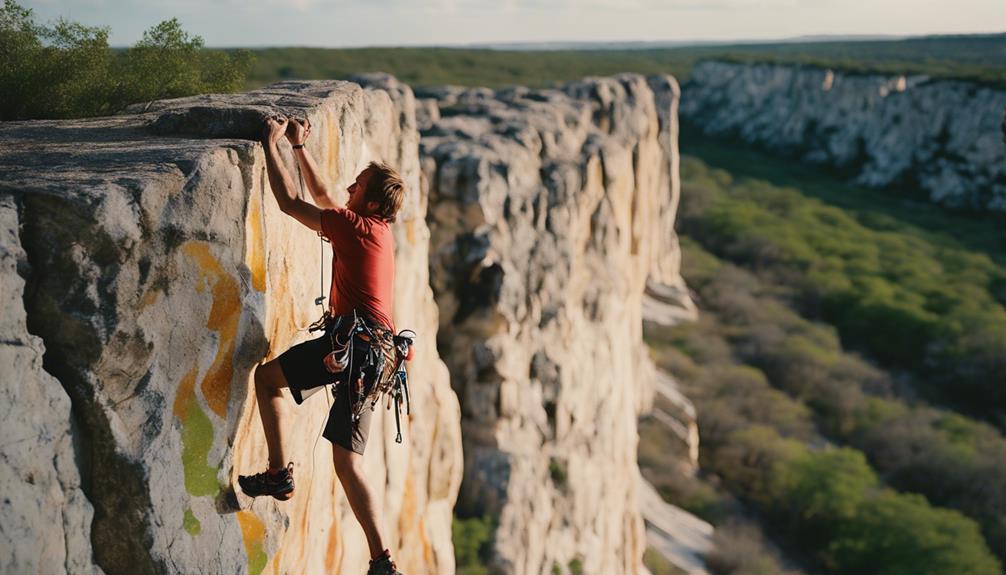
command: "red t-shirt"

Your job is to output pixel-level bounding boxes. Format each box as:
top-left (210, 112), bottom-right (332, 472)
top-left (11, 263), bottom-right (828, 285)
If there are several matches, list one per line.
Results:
top-left (320, 207), bottom-right (395, 330)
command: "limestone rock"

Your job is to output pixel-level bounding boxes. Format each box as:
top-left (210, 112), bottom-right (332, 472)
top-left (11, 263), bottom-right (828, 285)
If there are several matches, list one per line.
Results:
top-left (421, 74), bottom-right (696, 575)
top-left (639, 477), bottom-right (713, 575)
top-left (0, 197), bottom-right (101, 575)
top-left (0, 78), bottom-right (462, 574)
top-left (650, 371), bottom-right (699, 471)
top-left (681, 61), bottom-right (1006, 211)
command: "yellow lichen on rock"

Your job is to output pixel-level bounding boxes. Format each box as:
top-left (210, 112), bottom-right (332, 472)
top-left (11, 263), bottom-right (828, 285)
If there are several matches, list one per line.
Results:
top-left (246, 187), bottom-right (267, 293)
top-left (183, 241), bottom-right (241, 418)
top-left (237, 510), bottom-right (269, 575)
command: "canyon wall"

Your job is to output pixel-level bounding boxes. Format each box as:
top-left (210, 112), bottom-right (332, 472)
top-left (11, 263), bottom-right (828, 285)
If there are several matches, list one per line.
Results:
top-left (0, 77), bottom-right (462, 575)
top-left (417, 74), bottom-right (697, 575)
top-left (1, 72), bottom-right (700, 575)
top-left (681, 61), bottom-right (1006, 211)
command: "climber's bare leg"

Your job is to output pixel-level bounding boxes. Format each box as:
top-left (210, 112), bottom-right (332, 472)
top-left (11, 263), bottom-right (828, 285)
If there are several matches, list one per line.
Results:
top-left (333, 444), bottom-right (386, 559)
top-left (254, 360), bottom-right (290, 470)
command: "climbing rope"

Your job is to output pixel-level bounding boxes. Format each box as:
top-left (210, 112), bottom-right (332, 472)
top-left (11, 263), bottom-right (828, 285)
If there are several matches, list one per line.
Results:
top-left (291, 134), bottom-right (336, 482)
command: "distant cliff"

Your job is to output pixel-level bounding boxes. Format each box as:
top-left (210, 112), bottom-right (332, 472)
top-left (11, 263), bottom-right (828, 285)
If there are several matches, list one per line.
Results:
top-left (681, 61), bottom-right (1006, 211)
top-left (418, 74), bottom-right (697, 575)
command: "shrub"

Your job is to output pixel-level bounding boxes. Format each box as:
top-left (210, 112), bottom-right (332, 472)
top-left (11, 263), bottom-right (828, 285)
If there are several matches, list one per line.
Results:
top-left (0, 0), bottom-right (111, 119)
top-left (677, 155), bottom-right (1006, 420)
top-left (0, 1), bottom-right (252, 120)
top-left (649, 236), bottom-right (1006, 565)
top-left (453, 514), bottom-right (496, 575)
top-left (828, 491), bottom-right (1002, 575)
top-left (706, 521), bottom-right (802, 575)
top-left (643, 547), bottom-right (688, 575)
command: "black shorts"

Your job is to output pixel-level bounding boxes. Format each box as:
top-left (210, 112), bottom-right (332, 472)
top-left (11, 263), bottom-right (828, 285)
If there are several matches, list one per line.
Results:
top-left (277, 316), bottom-right (387, 455)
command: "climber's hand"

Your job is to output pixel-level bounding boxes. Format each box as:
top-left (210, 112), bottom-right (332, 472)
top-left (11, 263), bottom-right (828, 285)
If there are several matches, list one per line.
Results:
top-left (286, 117), bottom-right (311, 146)
top-left (262, 115), bottom-right (289, 147)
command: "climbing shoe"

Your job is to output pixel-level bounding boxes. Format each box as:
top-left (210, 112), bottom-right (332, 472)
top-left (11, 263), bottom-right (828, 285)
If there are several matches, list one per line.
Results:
top-left (367, 550), bottom-right (403, 575)
top-left (238, 462), bottom-right (295, 501)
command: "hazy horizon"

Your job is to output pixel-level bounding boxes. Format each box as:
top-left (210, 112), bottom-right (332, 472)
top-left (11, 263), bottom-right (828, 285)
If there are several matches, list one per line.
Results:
top-left (25, 0), bottom-right (1006, 48)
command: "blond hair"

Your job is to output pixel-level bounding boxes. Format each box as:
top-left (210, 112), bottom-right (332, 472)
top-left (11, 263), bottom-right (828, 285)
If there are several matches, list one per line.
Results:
top-left (363, 161), bottom-right (406, 223)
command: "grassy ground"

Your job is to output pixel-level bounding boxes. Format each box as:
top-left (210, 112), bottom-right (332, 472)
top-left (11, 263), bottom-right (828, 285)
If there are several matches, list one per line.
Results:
top-left (244, 46), bottom-right (697, 89)
top-left (243, 34), bottom-right (1006, 90)
top-left (680, 128), bottom-right (1006, 266)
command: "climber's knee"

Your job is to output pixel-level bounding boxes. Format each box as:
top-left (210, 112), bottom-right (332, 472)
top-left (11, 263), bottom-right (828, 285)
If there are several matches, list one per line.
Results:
top-left (254, 360), bottom-right (288, 393)
top-left (332, 443), bottom-right (364, 476)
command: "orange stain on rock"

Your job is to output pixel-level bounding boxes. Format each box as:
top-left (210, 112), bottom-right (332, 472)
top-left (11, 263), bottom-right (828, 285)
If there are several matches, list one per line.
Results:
top-left (139, 288), bottom-right (160, 310)
top-left (246, 188), bottom-right (267, 293)
top-left (324, 515), bottom-right (341, 572)
top-left (418, 517), bottom-right (433, 567)
top-left (172, 366), bottom-right (198, 420)
top-left (398, 472), bottom-right (433, 565)
top-left (183, 242), bottom-right (241, 418)
top-left (325, 113), bottom-right (341, 179)
top-left (270, 548), bottom-right (282, 575)
top-left (405, 220), bottom-right (416, 245)
top-left (398, 472), bottom-right (417, 533)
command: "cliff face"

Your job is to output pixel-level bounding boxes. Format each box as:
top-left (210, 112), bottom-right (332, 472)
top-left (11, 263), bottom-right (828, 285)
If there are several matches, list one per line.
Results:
top-left (418, 74), bottom-right (697, 575)
top-left (681, 61), bottom-right (1006, 211)
top-left (1, 72), bottom-right (700, 575)
top-left (0, 197), bottom-right (99, 574)
top-left (0, 77), bottom-right (462, 575)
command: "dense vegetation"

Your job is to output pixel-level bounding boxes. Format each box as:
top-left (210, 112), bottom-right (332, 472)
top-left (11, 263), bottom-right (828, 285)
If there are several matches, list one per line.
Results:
top-left (0, 0), bottom-right (252, 120)
top-left (685, 34), bottom-right (1006, 87)
top-left (246, 34), bottom-right (1006, 90)
top-left (684, 129), bottom-right (1006, 416)
top-left (246, 46), bottom-right (698, 90)
top-left (641, 151), bottom-right (1006, 573)
top-left (645, 245), bottom-right (1003, 574)
top-left (676, 143), bottom-right (1006, 426)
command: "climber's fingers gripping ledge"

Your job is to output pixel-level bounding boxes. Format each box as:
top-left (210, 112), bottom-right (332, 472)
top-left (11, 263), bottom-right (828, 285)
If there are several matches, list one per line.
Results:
top-left (262, 114), bottom-right (289, 146)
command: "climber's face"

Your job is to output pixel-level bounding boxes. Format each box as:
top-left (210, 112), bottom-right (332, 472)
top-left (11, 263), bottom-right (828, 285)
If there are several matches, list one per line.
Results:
top-left (346, 167), bottom-right (378, 216)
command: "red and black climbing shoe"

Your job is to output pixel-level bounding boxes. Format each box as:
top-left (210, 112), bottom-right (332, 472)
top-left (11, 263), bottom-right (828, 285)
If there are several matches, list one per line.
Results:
top-left (367, 550), bottom-right (403, 575)
top-left (238, 462), bottom-right (295, 501)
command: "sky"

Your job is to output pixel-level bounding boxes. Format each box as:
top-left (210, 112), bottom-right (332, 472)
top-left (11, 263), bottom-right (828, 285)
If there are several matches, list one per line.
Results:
top-left (24, 0), bottom-right (1006, 48)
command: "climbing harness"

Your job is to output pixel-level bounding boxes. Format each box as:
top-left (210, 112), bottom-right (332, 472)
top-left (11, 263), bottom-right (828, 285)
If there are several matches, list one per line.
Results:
top-left (308, 311), bottom-right (416, 444)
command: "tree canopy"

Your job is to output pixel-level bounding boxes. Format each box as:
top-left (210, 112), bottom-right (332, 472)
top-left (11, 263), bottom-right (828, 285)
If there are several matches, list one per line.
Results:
top-left (0, 1), bottom-right (252, 120)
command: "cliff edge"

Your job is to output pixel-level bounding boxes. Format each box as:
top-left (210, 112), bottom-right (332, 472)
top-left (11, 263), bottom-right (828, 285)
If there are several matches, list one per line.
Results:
top-left (419, 74), bottom-right (697, 575)
top-left (0, 77), bottom-right (462, 575)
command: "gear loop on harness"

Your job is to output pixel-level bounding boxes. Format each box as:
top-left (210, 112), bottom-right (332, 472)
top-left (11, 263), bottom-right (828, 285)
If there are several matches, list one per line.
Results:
top-left (311, 309), bottom-right (416, 445)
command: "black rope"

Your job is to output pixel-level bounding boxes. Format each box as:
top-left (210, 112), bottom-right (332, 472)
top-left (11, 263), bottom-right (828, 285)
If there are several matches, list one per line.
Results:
top-left (294, 155), bottom-right (328, 311)
top-left (317, 230), bottom-right (325, 308)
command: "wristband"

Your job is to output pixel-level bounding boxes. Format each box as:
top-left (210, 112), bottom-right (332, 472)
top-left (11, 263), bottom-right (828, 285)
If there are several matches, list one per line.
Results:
top-left (292, 144), bottom-right (305, 149)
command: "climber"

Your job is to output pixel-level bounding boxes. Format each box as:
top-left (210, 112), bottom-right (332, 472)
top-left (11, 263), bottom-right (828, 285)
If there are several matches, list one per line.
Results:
top-left (237, 114), bottom-right (405, 575)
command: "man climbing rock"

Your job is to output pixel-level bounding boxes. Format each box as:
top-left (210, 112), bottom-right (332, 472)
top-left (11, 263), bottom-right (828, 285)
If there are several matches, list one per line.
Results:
top-left (238, 114), bottom-right (405, 575)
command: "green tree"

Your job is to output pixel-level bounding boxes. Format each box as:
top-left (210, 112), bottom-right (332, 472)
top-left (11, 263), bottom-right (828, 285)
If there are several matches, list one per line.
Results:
top-left (710, 425), bottom-right (803, 503)
top-left (453, 514), bottom-right (495, 575)
top-left (769, 448), bottom-right (877, 549)
top-left (110, 18), bottom-right (251, 110)
top-left (829, 491), bottom-right (1002, 575)
top-left (0, 2), bottom-right (252, 120)
top-left (0, 0), bottom-right (111, 119)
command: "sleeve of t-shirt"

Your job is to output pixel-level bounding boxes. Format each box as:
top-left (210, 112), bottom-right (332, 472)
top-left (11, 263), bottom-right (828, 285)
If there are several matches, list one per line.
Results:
top-left (321, 208), bottom-right (368, 252)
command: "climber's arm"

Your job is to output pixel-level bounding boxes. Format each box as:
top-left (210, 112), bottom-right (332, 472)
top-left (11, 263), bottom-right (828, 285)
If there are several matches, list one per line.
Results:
top-left (262, 116), bottom-right (322, 232)
top-left (287, 118), bottom-right (340, 209)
